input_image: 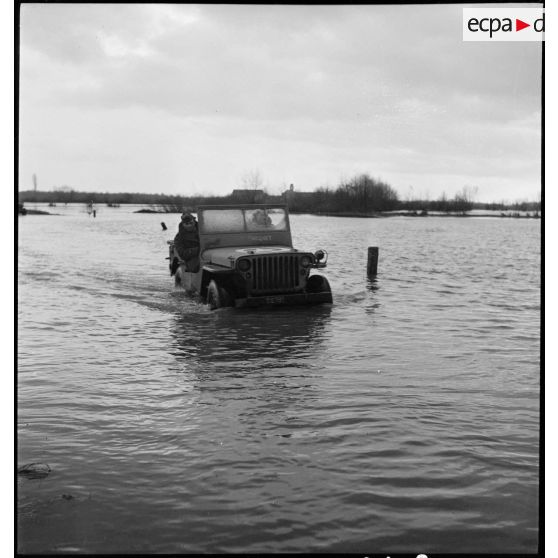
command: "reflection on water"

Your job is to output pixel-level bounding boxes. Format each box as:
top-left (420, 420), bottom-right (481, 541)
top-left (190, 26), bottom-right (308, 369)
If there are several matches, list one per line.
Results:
top-left (365, 276), bottom-right (380, 293)
top-left (170, 306), bottom-right (332, 367)
top-left (17, 209), bottom-right (539, 554)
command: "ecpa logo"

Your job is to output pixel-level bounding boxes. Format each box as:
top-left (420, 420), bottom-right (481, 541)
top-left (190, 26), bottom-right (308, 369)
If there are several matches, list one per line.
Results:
top-left (463, 8), bottom-right (544, 41)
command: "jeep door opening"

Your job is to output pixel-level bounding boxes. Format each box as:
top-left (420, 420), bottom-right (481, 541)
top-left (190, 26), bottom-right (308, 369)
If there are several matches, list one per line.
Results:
top-left (167, 204), bottom-right (332, 309)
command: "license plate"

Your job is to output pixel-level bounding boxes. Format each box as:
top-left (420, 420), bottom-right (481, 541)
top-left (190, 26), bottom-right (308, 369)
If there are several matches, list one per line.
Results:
top-left (265, 295), bottom-right (285, 304)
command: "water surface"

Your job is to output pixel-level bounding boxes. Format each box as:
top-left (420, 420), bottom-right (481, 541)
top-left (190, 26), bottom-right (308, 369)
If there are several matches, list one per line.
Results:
top-left (17, 206), bottom-right (540, 553)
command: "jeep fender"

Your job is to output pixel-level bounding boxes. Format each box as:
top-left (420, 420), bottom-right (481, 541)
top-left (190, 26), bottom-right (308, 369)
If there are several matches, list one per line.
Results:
top-left (200, 265), bottom-right (235, 298)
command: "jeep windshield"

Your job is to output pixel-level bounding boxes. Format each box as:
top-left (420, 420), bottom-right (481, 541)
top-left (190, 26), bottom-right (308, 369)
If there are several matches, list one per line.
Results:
top-left (200, 207), bottom-right (288, 234)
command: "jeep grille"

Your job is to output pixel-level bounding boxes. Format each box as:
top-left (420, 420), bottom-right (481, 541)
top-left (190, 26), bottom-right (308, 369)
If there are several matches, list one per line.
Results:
top-left (247, 255), bottom-right (302, 293)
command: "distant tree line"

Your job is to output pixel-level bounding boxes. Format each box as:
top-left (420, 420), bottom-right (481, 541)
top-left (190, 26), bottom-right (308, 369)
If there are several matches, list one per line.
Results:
top-left (17, 188), bottom-right (233, 210)
top-left (397, 186), bottom-right (477, 215)
top-left (18, 175), bottom-right (541, 215)
top-left (311, 175), bottom-right (399, 214)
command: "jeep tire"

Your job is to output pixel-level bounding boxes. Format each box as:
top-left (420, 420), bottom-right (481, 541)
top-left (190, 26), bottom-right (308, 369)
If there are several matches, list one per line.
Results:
top-left (306, 274), bottom-right (332, 295)
top-left (174, 266), bottom-right (183, 286)
top-left (207, 279), bottom-right (232, 310)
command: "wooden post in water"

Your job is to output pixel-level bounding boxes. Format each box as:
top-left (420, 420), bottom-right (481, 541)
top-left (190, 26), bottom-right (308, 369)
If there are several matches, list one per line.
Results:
top-left (367, 247), bottom-right (379, 277)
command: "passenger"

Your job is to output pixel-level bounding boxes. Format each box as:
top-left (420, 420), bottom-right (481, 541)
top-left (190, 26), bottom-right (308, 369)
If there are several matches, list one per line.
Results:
top-left (174, 211), bottom-right (200, 272)
top-left (251, 209), bottom-right (272, 228)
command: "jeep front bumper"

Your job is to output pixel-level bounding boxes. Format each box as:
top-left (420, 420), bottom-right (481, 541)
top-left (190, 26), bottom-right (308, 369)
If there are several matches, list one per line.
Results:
top-left (235, 291), bottom-right (332, 308)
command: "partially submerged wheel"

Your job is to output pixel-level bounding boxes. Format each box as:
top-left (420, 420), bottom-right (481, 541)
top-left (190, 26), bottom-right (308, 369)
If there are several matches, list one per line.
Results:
top-left (306, 274), bottom-right (333, 302)
top-left (170, 257), bottom-right (180, 276)
top-left (174, 265), bottom-right (183, 286)
top-left (206, 279), bottom-right (232, 310)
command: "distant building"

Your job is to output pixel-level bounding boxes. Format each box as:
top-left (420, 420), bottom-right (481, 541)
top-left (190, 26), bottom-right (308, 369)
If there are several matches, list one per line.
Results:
top-left (283, 184), bottom-right (295, 203)
top-left (282, 184), bottom-right (315, 210)
top-left (231, 189), bottom-right (266, 203)
top-left (228, 185), bottom-right (313, 208)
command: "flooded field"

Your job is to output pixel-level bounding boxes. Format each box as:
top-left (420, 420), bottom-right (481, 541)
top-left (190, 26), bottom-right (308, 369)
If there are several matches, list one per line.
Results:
top-left (17, 205), bottom-right (540, 553)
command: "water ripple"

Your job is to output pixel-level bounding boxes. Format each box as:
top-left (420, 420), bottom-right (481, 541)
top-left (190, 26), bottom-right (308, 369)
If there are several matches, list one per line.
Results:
top-left (17, 211), bottom-right (539, 554)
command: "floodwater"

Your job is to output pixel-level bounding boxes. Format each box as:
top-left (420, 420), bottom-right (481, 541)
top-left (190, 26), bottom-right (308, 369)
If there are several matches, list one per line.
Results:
top-left (17, 205), bottom-right (540, 554)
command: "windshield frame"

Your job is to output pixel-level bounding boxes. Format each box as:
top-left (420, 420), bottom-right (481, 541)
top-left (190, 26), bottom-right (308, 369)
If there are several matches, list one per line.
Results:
top-left (198, 205), bottom-right (289, 235)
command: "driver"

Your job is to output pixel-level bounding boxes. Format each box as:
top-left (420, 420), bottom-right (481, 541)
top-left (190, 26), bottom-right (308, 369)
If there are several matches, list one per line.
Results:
top-left (174, 211), bottom-right (200, 272)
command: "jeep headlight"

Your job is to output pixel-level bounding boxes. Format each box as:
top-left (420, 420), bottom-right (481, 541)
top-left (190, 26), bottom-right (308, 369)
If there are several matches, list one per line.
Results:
top-left (238, 259), bottom-right (251, 272)
top-left (300, 255), bottom-right (312, 268)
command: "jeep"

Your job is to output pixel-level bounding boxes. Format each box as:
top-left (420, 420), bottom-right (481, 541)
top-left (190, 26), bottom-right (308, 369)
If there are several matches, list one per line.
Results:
top-left (167, 204), bottom-right (332, 309)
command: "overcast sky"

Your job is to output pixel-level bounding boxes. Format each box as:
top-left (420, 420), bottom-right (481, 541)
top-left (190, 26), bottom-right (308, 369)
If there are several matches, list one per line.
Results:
top-left (18, 3), bottom-right (542, 202)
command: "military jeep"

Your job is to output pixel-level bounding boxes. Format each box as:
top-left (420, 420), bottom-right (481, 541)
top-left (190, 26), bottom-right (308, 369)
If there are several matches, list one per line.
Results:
top-left (168, 204), bottom-right (332, 309)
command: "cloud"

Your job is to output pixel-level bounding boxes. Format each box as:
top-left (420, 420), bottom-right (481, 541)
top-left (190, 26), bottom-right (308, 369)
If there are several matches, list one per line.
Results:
top-left (21, 4), bottom-right (541, 121)
top-left (18, 4), bottom-right (542, 200)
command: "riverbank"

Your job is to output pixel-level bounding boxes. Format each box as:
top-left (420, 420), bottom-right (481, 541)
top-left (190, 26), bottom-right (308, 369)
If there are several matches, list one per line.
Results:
top-left (18, 203), bottom-right (541, 219)
top-left (295, 210), bottom-right (541, 219)
top-left (19, 209), bottom-right (52, 216)
top-left (19, 188), bottom-right (541, 215)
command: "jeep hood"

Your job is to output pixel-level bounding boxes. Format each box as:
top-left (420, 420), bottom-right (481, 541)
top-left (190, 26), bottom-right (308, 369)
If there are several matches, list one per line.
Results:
top-left (202, 246), bottom-right (297, 268)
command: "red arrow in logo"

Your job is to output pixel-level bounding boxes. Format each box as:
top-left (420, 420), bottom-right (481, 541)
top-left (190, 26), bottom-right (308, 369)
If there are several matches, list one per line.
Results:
top-left (516, 19), bottom-right (530, 31)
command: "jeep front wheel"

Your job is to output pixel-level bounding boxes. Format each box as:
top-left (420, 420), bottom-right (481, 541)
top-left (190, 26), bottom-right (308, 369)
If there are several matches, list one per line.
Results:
top-left (306, 275), bottom-right (333, 303)
top-left (174, 266), bottom-right (183, 286)
top-left (207, 279), bottom-right (232, 310)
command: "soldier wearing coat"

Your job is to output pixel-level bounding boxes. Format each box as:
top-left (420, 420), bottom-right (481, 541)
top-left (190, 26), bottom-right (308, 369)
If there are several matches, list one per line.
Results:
top-left (173, 211), bottom-right (200, 273)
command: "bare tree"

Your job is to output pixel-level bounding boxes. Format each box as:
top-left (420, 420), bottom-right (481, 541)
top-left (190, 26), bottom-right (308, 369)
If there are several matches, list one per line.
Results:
top-left (452, 185), bottom-right (478, 214)
top-left (240, 169), bottom-right (265, 191)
